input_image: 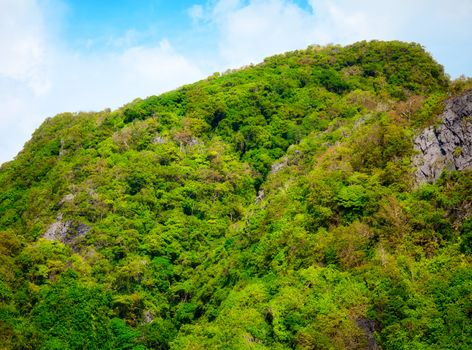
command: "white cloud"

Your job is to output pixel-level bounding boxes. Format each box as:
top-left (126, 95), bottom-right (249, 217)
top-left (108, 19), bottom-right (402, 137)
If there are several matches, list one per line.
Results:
top-left (119, 39), bottom-right (202, 89)
top-left (199, 0), bottom-right (471, 74)
top-left (45, 39), bottom-right (203, 113)
top-left (305, 0), bottom-right (472, 77)
top-left (307, 0), bottom-right (472, 43)
top-left (188, 4), bottom-right (204, 22)
top-left (201, 0), bottom-right (401, 69)
top-left (309, 1), bottom-right (396, 43)
top-left (213, 0), bottom-right (316, 67)
top-left (213, 0), bottom-right (242, 16)
top-left (0, 0), bottom-right (50, 95)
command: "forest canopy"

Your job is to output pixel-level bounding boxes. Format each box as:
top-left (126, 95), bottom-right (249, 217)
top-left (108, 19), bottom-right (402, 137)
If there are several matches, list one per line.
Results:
top-left (0, 40), bottom-right (471, 349)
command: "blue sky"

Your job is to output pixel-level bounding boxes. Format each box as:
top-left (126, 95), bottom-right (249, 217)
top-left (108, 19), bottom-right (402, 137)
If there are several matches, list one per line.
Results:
top-left (1, 0), bottom-right (471, 164)
top-left (60, 1), bottom-right (197, 49)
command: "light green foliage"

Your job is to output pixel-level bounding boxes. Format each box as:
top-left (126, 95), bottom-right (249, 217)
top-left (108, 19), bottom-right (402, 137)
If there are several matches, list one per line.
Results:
top-left (0, 41), bottom-right (470, 349)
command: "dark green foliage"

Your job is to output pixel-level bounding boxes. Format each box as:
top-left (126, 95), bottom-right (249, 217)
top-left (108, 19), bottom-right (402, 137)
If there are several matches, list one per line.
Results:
top-left (0, 41), bottom-right (470, 349)
top-left (31, 272), bottom-right (114, 349)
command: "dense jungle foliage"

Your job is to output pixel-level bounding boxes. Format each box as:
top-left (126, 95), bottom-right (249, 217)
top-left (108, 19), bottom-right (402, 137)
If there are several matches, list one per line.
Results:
top-left (0, 41), bottom-right (471, 349)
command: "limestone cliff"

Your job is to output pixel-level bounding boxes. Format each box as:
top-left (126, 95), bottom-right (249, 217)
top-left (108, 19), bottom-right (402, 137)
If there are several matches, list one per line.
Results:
top-left (414, 89), bottom-right (472, 184)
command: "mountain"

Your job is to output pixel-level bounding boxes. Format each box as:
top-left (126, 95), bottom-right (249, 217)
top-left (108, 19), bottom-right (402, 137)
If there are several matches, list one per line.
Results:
top-left (0, 40), bottom-right (471, 350)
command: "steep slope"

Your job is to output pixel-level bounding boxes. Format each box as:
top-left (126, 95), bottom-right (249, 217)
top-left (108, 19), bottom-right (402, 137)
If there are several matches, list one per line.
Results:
top-left (0, 41), bottom-right (471, 350)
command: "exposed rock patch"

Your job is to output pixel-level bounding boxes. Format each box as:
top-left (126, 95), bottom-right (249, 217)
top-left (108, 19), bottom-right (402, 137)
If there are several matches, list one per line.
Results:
top-left (152, 135), bottom-right (167, 144)
top-left (58, 193), bottom-right (75, 206)
top-left (270, 150), bottom-right (302, 175)
top-left (270, 158), bottom-right (288, 174)
top-left (142, 310), bottom-right (155, 324)
top-left (413, 89), bottom-right (472, 184)
top-left (43, 213), bottom-right (90, 248)
top-left (255, 190), bottom-right (265, 204)
top-left (356, 317), bottom-right (381, 350)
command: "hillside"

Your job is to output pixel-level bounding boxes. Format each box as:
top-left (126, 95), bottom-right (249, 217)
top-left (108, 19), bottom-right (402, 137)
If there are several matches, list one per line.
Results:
top-left (0, 40), bottom-right (471, 349)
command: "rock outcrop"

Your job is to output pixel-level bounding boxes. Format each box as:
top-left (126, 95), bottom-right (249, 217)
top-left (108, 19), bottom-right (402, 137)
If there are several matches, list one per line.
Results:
top-left (356, 317), bottom-right (381, 350)
top-left (43, 213), bottom-right (90, 248)
top-left (413, 89), bottom-right (472, 184)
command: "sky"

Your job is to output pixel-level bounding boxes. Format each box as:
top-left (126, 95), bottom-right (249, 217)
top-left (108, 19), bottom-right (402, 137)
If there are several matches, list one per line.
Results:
top-left (1, 0), bottom-right (471, 164)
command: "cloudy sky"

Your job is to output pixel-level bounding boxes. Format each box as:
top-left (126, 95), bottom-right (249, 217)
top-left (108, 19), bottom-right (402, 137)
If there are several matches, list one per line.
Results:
top-left (1, 0), bottom-right (471, 164)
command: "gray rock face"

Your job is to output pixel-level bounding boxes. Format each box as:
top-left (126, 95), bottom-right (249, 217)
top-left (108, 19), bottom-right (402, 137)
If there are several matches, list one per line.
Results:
top-left (356, 317), bottom-right (381, 350)
top-left (270, 150), bottom-right (302, 175)
top-left (152, 135), bottom-right (167, 144)
top-left (270, 157), bottom-right (288, 174)
top-left (413, 90), bottom-right (472, 184)
top-left (43, 213), bottom-right (90, 248)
